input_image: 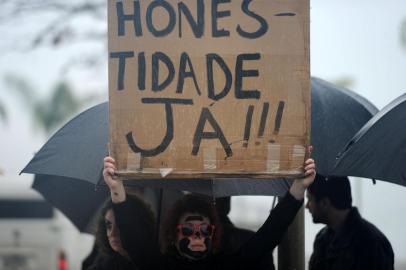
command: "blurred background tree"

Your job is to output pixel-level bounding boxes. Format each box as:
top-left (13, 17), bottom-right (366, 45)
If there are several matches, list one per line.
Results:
top-left (5, 75), bottom-right (98, 135)
top-left (333, 76), bottom-right (355, 89)
top-left (0, 0), bottom-right (105, 134)
top-left (401, 18), bottom-right (406, 50)
top-left (0, 0), bottom-right (105, 177)
top-left (0, 0), bottom-right (107, 75)
top-left (0, 0), bottom-right (106, 46)
top-left (0, 99), bottom-right (6, 123)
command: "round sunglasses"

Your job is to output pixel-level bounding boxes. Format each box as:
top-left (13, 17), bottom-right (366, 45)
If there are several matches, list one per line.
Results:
top-left (177, 223), bottom-right (215, 238)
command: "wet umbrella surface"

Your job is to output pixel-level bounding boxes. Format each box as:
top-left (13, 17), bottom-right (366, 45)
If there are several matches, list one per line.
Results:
top-left (333, 93), bottom-right (406, 187)
top-left (21, 77), bottom-right (378, 230)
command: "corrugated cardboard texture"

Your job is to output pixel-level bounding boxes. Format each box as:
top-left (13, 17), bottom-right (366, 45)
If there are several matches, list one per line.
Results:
top-left (108, 0), bottom-right (310, 179)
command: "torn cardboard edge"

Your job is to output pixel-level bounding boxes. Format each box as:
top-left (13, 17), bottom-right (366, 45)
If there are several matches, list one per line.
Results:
top-left (115, 170), bottom-right (305, 180)
top-left (117, 143), bottom-right (308, 179)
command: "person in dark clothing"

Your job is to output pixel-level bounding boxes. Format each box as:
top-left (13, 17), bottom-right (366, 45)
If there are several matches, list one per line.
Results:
top-left (86, 196), bottom-right (155, 270)
top-left (83, 187), bottom-right (158, 270)
top-left (306, 174), bottom-right (394, 270)
top-left (215, 197), bottom-right (254, 253)
top-left (103, 156), bottom-right (316, 270)
top-left (216, 197), bottom-right (275, 270)
top-left (82, 242), bottom-right (100, 270)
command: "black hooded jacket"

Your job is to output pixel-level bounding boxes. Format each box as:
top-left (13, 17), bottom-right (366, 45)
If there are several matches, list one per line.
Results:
top-left (113, 192), bottom-right (302, 270)
top-left (86, 252), bottom-right (138, 270)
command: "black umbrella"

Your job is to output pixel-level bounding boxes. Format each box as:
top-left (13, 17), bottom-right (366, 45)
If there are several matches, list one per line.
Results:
top-left (21, 77), bottom-right (377, 230)
top-left (21, 103), bottom-right (291, 197)
top-left (32, 173), bottom-right (186, 233)
top-left (22, 103), bottom-right (108, 184)
top-left (332, 93), bottom-right (406, 187)
top-left (22, 78), bottom-right (377, 185)
top-left (22, 102), bottom-right (290, 232)
top-left (32, 174), bottom-right (109, 233)
top-left (310, 78), bottom-right (378, 175)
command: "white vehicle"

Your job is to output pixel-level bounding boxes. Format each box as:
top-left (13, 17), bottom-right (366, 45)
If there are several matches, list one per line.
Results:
top-left (0, 181), bottom-right (94, 270)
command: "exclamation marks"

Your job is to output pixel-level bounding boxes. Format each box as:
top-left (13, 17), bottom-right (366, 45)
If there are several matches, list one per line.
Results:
top-left (274, 101), bottom-right (285, 134)
top-left (242, 101), bottom-right (286, 147)
top-left (269, 101), bottom-right (285, 143)
top-left (257, 102), bottom-right (270, 138)
top-left (138, 52), bottom-right (146, 90)
top-left (243, 105), bottom-right (254, 148)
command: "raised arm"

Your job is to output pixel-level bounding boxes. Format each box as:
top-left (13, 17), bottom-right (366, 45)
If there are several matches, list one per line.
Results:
top-left (103, 157), bottom-right (156, 270)
top-left (103, 156), bottom-right (126, 203)
top-left (290, 158), bottom-right (316, 200)
top-left (235, 158), bottom-right (316, 266)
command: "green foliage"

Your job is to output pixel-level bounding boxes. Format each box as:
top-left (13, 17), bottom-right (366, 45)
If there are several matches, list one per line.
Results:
top-left (34, 82), bottom-right (81, 133)
top-left (4, 75), bottom-right (98, 135)
top-left (0, 102), bottom-right (6, 122)
top-left (332, 76), bottom-right (355, 89)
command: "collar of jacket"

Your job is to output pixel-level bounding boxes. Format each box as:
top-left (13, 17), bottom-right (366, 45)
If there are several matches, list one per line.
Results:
top-left (325, 207), bottom-right (362, 249)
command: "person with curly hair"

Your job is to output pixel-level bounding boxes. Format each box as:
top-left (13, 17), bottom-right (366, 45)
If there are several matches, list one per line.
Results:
top-left (103, 155), bottom-right (316, 270)
top-left (160, 194), bottom-right (222, 262)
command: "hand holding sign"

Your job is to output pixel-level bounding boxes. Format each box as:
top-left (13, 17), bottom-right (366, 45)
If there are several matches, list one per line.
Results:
top-left (103, 156), bottom-right (126, 203)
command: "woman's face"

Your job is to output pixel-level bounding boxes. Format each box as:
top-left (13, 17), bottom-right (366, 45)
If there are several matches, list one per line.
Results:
top-left (175, 212), bottom-right (214, 260)
top-left (105, 209), bottom-right (125, 255)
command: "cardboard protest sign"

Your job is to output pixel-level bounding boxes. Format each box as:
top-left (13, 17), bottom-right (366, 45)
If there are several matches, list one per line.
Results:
top-left (108, 0), bottom-right (310, 179)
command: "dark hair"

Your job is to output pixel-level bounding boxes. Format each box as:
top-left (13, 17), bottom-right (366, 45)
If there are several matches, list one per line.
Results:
top-left (95, 195), bottom-right (156, 255)
top-left (308, 174), bottom-right (352, 210)
top-left (95, 199), bottom-right (115, 255)
top-left (215, 197), bottom-right (231, 219)
top-left (160, 194), bottom-right (222, 254)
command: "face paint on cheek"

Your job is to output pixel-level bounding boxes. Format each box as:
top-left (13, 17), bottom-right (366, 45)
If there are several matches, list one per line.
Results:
top-left (178, 238), bottom-right (211, 260)
top-left (179, 237), bottom-right (191, 253)
top-left (204, 238), bottom-right (212, 251)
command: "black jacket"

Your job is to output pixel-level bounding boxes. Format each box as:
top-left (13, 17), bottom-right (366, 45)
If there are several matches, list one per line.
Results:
top-left (219, 217), bottom-right (275, 270)
top-left (114, 192), bottom-right (302, 270)
top-left (309, 207), bottom-right (394, 270)
top-left (86, 253), bottom-right (138, 270)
